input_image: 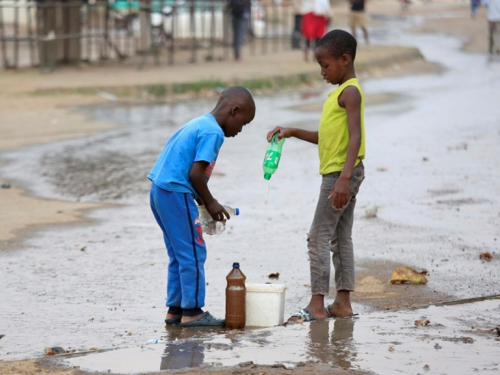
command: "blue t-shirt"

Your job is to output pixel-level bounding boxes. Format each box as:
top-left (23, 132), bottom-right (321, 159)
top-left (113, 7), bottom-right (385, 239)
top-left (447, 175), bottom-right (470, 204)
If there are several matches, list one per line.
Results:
top-left (147, 113), bottom-right (224, 196)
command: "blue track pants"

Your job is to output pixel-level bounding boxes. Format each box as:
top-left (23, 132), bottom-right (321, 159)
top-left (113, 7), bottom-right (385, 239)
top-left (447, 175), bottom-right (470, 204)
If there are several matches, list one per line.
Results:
top-left (149, 183), bottom-right (206, 310)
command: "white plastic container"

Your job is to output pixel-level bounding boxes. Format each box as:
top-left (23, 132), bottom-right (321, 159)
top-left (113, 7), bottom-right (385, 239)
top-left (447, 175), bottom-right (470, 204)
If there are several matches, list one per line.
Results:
top-left (245, 283), bottom-right (286, 327)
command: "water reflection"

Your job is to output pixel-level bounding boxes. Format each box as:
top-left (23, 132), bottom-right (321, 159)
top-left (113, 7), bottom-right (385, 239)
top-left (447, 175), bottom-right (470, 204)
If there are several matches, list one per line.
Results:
top-left (307, 317), bottom-right (357, 369)
top-left (160, 325), bottom-right (213, 370)
top-left (160, 340), bottom-right (205, 370)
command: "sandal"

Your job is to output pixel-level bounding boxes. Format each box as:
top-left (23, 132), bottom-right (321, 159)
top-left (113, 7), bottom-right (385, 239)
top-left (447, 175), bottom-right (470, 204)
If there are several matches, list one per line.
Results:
top-left (289, 307), bottom-right (332, 322)
top-left (179, 312), bottom-right (225, 328)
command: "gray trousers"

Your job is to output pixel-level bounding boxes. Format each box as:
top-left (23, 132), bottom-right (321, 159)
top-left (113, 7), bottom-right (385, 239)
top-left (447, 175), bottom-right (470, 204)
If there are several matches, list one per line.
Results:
top-left (489, 21), bottom-right (500, 55)
top-left (307, 162), bottom-right (365, 295)
top-left (232, 17), bottom-right (248, 59)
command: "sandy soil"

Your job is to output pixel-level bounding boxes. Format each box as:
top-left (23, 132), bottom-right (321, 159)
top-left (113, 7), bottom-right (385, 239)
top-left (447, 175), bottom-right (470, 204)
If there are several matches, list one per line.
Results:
top-left (0, 1), bottom-right (495, 374)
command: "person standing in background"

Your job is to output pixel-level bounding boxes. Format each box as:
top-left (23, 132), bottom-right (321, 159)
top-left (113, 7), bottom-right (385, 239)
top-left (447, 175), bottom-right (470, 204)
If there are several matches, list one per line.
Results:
top-left (471, 0), bottom-right (481, 18)
top-left (301, 0), bottom-right (331, 61)
top-left (349, 0), bottom-right (369, 46)
top-left (483, 0), bottom-right (500, 58)
top-left (292, 0), bottom-right (303, 49)
top-left (228, 0), bottom-right (251, 61)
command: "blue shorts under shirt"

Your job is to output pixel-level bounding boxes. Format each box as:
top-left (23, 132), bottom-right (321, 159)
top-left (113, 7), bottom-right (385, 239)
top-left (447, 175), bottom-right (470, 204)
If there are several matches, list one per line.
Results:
top-left (148, 113), bottom-right (224, 312)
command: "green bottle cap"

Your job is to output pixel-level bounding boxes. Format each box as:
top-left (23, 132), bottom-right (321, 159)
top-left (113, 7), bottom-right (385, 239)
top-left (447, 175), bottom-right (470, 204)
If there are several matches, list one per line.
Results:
top-left (264, 173), bottom-right (271, 180)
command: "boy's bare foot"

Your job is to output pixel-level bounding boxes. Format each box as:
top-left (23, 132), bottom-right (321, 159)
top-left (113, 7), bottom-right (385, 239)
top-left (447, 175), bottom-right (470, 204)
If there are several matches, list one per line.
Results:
top-left (327, 301), bottom-right (353, 317)
top-left (327, 290), bottom-right (354, 317)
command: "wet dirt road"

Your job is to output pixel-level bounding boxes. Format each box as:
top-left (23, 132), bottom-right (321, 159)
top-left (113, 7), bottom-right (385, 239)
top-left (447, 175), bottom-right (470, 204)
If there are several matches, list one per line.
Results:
top-left (1, 15), bottom-right (499, 374)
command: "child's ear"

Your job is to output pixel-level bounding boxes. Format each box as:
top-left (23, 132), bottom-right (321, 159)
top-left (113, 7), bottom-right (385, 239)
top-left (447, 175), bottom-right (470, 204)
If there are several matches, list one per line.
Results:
top-left (231, 105), bottom-right (240, 116)
top-left (340, 54), bottom-right (350, 66)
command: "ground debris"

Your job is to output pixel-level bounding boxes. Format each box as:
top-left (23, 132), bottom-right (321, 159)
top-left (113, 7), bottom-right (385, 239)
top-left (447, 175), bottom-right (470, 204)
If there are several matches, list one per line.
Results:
top-left (479, 252), bottom-right (493, 262)
top-left (238, 361), bottom-right (255, 368)
top-left (475, 326), bottom-right (500, 336)
top-left (283, 317), bottom-right (305, 326)
top-left (364, 203), bottom-right (378, 218)
top-left (44, 347), bottom-right (68, 356)
top-left (390, 266), bottom-right (428, 284)
top-left (268, 272), bottom-right (280, 280)
top-left (415, 319), bottom-right (431, 326)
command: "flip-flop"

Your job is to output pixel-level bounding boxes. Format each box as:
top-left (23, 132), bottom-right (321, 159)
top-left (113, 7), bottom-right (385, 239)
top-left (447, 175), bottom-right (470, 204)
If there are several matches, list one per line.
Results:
top-left (289, 307), bottom-right (331, 322)
top-left (325, 304), bottom-right (359, 318)
top-left (164, 316), bottom-right (182, 325)
top-left (179, 312), bottom-right (225, 328)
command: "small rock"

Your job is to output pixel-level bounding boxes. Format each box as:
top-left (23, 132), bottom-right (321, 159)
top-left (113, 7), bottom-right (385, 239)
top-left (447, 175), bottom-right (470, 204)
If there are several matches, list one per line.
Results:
top-left (434, 343), bottom-right (442, 350)
top-left (415, 319), bottom-right (431, 326)
top-left (461, 337), bottom-right (474, 344)
top-left (239, 361), bottom-right (254, 368)
top-left (1, 183), bottom-right (11, 189)
top-left (44, 346), bottom-right (65, 356)
top-left (268, 272), bottom-right (280, 280)
top-left (365, 203), bottom-right (378, 218)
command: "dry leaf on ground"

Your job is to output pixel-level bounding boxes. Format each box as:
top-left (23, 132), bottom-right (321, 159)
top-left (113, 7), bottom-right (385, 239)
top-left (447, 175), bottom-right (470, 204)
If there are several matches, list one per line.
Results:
top-left (390, 266), bottom-right (428, 284)
top-left (479, 252), bottom-right (493, 262)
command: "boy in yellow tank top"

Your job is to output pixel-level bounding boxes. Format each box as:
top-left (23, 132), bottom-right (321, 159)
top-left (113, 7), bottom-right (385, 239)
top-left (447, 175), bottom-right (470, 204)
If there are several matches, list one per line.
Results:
top-left (267, 29), bottom-right (365, 321)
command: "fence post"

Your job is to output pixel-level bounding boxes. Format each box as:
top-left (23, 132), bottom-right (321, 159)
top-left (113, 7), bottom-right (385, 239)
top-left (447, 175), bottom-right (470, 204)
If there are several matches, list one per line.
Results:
top-left (37, 0), bottom-right (57, 71)
top-left (62, 0), bottom-right (81, 63)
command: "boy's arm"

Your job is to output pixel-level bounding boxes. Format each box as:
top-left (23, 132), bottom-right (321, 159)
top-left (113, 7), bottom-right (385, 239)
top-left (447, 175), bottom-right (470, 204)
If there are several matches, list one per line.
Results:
top-left (189, 161), bottom-right (229, 221)
top-left (329, 85), bottom-right (362, 210)
top-left (266, 127), bottom-right (318, 144)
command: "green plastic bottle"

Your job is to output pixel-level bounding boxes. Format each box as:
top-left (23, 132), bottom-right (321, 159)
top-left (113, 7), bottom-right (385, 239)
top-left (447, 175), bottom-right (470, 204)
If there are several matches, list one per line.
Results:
top-left (263, 132), bottom-right (285, 180)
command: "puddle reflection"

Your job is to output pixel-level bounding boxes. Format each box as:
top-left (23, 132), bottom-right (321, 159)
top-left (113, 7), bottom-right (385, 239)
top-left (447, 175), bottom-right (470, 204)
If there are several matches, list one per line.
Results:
top-left (160, 340), bottom-right (205, 370)
top-left (307, 317), bottom-right (357, 369)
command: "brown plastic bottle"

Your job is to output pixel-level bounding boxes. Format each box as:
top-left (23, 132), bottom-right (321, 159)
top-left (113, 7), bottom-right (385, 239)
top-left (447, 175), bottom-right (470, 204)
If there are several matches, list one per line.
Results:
top-left (225, 262), bottom-right (246, 329)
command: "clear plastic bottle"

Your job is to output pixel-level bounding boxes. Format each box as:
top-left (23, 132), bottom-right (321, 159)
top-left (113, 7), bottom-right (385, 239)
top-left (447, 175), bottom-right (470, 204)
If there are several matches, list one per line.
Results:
top-left (197, 205), bottom-right (239, 235)
top-left (263, 132), bottom-right (285, 180)
top-left (225, 262), bottom-right (246, 329)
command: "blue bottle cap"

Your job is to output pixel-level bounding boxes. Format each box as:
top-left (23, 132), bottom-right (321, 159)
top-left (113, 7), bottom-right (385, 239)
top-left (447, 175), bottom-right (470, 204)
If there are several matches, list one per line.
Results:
top-left (233, 262), bottom-right (240, 268)
top-left (235, 208), bottom-right (240, 215)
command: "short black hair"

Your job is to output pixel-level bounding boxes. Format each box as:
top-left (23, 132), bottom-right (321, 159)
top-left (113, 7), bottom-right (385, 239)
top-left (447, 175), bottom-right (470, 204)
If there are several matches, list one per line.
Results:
top-left (316, 29), bottom-right (357, 61)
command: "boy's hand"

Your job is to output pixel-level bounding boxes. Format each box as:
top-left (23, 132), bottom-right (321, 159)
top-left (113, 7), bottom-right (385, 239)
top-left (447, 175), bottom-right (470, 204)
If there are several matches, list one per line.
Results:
top-left (266, 127), bottom-right (292, 142)
top-left (329, 176), bottom-right (350, 210)
top-left (206, 200), bottom-right (230, 222)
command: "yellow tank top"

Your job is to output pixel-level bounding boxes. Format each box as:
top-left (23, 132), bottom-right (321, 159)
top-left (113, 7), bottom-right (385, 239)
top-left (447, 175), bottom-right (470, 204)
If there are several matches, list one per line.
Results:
top-left (318, 78), bottom-right (365, 175)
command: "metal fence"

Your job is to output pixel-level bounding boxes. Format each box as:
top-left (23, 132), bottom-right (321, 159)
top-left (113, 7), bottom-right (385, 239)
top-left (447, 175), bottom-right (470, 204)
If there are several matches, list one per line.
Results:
top-left (0, 0), bottom-right (294, 71)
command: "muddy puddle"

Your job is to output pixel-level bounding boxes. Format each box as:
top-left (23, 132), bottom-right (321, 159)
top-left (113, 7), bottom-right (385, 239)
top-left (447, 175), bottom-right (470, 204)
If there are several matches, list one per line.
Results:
top-left (62, 298), bottom-right (500, 374)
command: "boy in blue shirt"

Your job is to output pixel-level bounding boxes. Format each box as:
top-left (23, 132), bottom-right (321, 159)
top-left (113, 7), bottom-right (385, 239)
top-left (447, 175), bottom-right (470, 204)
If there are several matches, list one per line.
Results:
top-left (148, 86), bottom-right (255, 327)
